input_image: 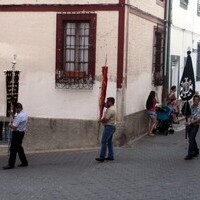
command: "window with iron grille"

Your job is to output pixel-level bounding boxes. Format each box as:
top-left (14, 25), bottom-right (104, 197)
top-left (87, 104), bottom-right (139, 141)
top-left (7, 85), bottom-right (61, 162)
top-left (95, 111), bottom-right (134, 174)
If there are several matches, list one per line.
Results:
top-left (197, 0), bottom-right (200, 16)
top-left (180, 0), bottom-right (189, 9)
top-left (56, 14), bottom-right (96, 89)
top-left (196, 43), bottom-right (200, 81)
top-left (152, 25), bottom-right (165, 86)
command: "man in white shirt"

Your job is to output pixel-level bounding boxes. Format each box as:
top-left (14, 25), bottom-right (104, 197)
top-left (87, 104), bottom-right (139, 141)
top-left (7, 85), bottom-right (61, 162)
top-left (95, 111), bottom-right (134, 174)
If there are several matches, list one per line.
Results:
top-left (3, 103), bottom-right (28, 169)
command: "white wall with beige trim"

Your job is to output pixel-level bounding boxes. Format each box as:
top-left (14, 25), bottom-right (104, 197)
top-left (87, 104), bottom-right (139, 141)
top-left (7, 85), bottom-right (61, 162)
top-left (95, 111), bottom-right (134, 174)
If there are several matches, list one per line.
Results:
top-left (170, 0), bottom-right (200, 93)
top-left (125, 7), bottom-right (163, 116)
top-left (127, 0), bottom-right (165, 20)
top-left (0, 11), bottom-right (118, 120)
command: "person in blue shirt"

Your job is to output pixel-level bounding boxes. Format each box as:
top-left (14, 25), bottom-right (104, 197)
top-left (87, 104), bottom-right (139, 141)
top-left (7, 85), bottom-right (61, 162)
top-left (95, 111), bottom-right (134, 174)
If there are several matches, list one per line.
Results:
top-left (3, 103), bottom-right (28, 169)
top-left (185, 95), bottom-right (200, 160)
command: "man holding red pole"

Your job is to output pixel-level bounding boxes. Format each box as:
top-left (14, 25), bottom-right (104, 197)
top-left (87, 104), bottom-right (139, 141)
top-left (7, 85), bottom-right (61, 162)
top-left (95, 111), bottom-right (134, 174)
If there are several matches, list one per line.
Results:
top-left (96, 97), bottom-right (116, 162)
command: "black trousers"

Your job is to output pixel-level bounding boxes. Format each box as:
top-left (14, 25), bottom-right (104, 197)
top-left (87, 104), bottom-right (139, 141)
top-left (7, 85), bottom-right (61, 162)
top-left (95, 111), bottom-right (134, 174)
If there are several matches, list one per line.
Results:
top-left (8, 131), bottom-right (28, 167)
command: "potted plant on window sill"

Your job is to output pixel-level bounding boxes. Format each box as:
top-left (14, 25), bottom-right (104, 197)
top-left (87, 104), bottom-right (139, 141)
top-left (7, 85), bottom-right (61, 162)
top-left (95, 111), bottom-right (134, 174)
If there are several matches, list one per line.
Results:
top-left (65, 71), bottom-right (85, 78)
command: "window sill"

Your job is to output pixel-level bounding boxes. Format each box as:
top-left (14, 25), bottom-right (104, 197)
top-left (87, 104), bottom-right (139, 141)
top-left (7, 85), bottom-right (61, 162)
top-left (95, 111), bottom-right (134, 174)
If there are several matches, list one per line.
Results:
top-left (65, 71), bottom-right (85, 78)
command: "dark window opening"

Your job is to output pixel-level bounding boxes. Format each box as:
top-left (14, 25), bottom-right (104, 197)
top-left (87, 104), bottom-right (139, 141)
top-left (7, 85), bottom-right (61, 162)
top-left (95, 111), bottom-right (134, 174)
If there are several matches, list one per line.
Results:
top-left (152, 24), bottom-right (165, 86)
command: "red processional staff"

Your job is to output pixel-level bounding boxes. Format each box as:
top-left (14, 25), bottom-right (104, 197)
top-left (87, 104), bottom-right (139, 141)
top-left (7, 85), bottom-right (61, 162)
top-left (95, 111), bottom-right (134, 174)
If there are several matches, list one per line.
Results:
top-left (99, 66), bottom-right (108, 120)
top-left (97, 65), bottom-right (108, 141)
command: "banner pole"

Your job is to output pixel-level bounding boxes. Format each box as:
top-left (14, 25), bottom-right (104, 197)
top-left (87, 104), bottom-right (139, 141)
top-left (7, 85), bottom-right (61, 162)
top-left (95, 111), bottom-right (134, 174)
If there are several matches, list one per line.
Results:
top-left (11, 54), bottom-right (17, 113)
top-left (2, 70), bottom-right (7, 143)
top-left (8, 55), bottom-right (17, 156)
top-left (3, 55), bottom-right (18, 156)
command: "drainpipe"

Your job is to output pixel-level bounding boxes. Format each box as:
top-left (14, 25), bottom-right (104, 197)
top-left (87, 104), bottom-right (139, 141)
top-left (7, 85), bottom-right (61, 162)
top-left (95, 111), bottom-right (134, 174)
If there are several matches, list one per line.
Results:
top-left (162, 0), bottom-right (172, 105)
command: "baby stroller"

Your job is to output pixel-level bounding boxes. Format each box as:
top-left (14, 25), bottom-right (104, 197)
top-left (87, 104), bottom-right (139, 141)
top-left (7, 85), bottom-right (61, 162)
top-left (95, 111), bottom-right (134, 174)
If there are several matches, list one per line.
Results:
top-left (155, 106), bottom-right (174, 135)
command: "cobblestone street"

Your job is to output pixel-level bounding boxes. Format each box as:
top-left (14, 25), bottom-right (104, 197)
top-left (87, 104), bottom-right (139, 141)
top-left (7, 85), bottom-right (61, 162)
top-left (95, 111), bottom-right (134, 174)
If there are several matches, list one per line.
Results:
top-left (0, 126), bottom-right (199, 200)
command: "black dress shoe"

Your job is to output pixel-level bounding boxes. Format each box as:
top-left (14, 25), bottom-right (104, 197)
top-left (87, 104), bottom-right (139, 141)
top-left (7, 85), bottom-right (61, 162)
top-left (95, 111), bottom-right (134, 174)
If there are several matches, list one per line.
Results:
top-left (95, 158), bottom-right (104, 162)
top-left (105, 157), bottom-right (114, 161)
top-left (184, 155), bottom-right (193, 160)
top-left (3, 165), bottom-right (14, 170)
top-left (18, 163), bottom-right (28, 167)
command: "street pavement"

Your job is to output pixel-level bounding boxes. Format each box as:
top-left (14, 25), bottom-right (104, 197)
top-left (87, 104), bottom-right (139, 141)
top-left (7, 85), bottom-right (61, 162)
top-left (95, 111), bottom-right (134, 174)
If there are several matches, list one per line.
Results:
top-left (0, 121), bottom-right (199, 200)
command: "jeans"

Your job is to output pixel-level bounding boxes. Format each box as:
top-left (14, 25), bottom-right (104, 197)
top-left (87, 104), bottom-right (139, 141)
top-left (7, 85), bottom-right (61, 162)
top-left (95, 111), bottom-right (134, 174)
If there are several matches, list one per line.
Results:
top-left (188, 125), bottom-right (199, 156)
top-left (100, 125), bottom-right (116, 159)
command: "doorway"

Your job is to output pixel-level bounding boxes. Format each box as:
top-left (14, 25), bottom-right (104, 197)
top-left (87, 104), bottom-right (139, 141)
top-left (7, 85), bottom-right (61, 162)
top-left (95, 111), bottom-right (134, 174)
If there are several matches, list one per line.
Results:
top-left (171, 55), bottom-right (180, 98)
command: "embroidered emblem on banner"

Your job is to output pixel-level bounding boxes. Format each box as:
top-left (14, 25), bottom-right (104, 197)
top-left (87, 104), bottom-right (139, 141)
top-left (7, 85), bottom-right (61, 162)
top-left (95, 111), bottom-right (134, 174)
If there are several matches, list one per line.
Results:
top-left (5, 71), bottom-right (20, 117)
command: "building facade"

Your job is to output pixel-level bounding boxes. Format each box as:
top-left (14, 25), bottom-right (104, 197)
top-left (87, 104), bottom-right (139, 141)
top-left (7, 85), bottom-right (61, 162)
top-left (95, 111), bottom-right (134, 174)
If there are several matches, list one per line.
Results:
top-left (0, 0), bottom-right (166, 151)
top-left (170, 0), bottom-right (200, 94)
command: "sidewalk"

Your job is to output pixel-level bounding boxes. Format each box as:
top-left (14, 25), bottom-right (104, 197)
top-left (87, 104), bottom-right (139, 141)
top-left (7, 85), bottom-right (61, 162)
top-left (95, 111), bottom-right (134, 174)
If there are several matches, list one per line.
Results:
top-left (0, 117), bottom-right (186, 155)
top-left (0, 120), bottom-right (199, 200)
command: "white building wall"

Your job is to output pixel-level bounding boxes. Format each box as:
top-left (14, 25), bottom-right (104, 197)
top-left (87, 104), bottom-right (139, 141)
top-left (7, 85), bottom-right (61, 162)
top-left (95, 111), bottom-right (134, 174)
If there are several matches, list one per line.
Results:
top-left (0, 1), bottom-right (167, 150)
top-left (125, 4), bottom-right (164, 115)
top-left (128, 0), bottom-right (165, 20)
top-left (126, 15), bottom-right (153, 114)
top-left (170, 0), bottom-right (200, 92)
top-left (0, 1), bottom-right (165, 120)
top-left (0, 11), bottom-right (118, 119)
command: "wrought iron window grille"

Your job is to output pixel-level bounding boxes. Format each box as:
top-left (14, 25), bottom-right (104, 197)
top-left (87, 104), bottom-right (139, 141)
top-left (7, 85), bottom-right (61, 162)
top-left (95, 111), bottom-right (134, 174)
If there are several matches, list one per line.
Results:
top-left (55, 72), bottom-right (94, 89)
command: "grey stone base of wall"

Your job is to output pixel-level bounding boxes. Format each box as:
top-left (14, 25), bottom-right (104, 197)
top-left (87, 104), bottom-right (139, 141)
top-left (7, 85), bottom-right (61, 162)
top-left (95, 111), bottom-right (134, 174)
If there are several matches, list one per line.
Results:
top-left (115, 110), bottom-right (149, 146)
top-left (15, 110), bottom-right (149, 152)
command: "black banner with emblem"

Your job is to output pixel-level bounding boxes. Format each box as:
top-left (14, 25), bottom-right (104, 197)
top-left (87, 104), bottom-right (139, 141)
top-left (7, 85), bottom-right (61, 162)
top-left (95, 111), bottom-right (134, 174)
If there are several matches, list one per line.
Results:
top-left (180, 51), bottom-right (195, 101)
top-left (179, 51), bottom-right (195, 142)
top-left (5, 71), bottom-right (20, 117)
